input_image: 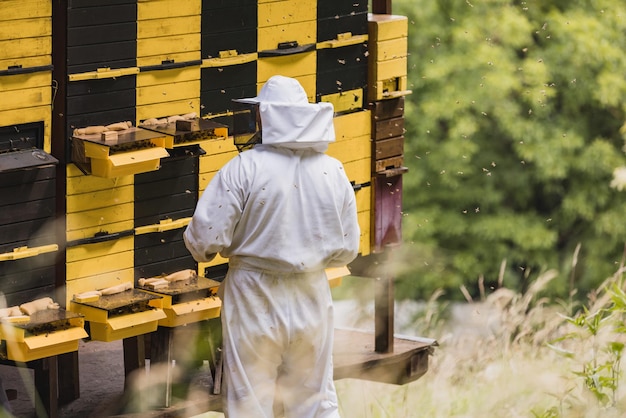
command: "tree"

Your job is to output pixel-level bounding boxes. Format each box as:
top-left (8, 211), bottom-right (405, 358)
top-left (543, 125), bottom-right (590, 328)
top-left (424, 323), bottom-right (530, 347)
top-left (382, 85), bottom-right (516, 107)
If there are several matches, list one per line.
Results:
top-left (393, 0), bottom-right (626, 301)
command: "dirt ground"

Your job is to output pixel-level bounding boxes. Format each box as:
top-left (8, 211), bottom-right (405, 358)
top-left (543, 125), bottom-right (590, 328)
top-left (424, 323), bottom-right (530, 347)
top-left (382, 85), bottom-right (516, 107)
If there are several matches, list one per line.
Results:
top-left (1, 338), bottom-right (218, 418)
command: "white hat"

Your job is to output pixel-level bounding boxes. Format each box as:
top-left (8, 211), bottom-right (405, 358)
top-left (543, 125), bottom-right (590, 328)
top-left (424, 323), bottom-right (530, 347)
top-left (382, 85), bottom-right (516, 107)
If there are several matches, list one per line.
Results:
top-left (234, 75), bottom-right (335, 152)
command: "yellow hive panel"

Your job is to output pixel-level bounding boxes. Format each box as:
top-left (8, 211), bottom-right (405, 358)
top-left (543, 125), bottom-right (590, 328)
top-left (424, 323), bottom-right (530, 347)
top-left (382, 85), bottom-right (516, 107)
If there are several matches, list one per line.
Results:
top-left (137, 0), bottom-right (200, 20)
top-left (66, 202), bottom-right (134, 232)
top-left (0, 86), bottom-right (49, 113)
top-left (136, 34), bottom-right (201, 61)
top-left (0, 17), bottom-right (50, 42)
top-left (66, 249), bottom-right (134, 281)
top-left (0, 0), bottom-right (50, 22)
top-left (66, 221), bottom-right (135, 243)
top-left (5, 328), bottom-right (87, 362)
top-left (199, 171), bottom-right (217, 193)
top-left (0, 37), bottom-right (50, 61)
top-left (343, 158), bottom-right (371, 185)
top-left (199, 150), bottom-right (238, 174)
top-left (0, 72), bottom-right (49, 91)
top-left (327, 134), bottom-right (371, 164)
top-left (369, 36), bottom-right (408, 63)
top-left (66, 184), bottom-right (134, 213)
top-left (333, 110), bottom-right (371, 140)
top-left (369, 56), bottom-right (408, 82)
top-left (137, 15), bottom-right (201, 39)
top-left (358, 209), bottom-right (371, 256)
top-left (355, 183), bottom-right (372, 212)
top-left (87, 311), bottom-right (164, 342)
top-left (0, 56), bottom-right (50, 72)
top-left (137, 99), bottom-right (201, 123)
top-left (66, 167), bottom-right (133, 195)
top-left (258, 21), bottom-right (316, 52)
top-left (199, 137), bottom-right (238, 155)
top-left (137, 67), bottom-right (198, 87)
top-left (158, 298), bottom-right (222, 327)
top-left (137, 79), bottom-right (200, 106)
top-left (368, 14), bottom-right (408, 41)
top-left (258, 1), bottom-right (316, 28)
top-left (66, 236), bottom-right (134, 263)
top-left (319, 88), bottom-right (364, 114)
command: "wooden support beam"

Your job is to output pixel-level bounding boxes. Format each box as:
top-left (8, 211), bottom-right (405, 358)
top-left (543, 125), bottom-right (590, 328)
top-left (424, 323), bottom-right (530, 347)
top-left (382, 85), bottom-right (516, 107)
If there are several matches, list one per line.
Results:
top-left (372, 0), bottom-right (392, 14)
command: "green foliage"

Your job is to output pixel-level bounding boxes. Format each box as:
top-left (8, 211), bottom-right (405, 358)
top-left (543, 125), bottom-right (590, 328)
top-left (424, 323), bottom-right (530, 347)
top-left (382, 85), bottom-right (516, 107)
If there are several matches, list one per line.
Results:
top-left (394, 0), bottom-right (626, 300)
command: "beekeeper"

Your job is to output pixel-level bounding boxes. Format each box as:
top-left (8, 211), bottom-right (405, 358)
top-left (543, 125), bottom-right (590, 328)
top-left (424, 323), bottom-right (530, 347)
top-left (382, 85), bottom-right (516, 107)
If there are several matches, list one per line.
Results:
top-left (184, 75), bottom-right (360, 418)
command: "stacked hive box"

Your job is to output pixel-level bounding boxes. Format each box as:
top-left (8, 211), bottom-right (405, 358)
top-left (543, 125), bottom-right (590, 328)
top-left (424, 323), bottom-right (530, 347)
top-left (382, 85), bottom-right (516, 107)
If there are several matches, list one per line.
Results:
top-left (257, 0), bottom-right (317, 99)
top-left (316, 0), bottom-right (369, 112)
top-left (367, 14), bottom-right (410, 253)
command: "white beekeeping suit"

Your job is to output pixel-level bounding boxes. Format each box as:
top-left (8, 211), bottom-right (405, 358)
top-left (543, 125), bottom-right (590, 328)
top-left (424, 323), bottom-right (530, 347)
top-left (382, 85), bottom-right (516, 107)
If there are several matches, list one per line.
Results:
top-left (184, 75), bottom-right (360, 418)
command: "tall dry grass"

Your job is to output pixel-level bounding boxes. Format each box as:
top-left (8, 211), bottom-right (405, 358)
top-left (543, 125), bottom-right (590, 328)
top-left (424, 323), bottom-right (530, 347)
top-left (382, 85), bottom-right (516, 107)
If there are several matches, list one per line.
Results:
top-left (334, 266), bottom-right (626, 418)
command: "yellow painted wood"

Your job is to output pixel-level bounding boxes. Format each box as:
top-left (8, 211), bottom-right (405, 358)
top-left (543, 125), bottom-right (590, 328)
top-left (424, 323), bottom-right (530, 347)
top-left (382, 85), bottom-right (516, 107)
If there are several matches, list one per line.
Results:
top-left (137, 34), bottom-right (200, 60)
top-left (358, 209), bottom-right (371, 256)
top-left (257, 54), bottom-right (317, 99)
top-left (137, 99), bottom-right (201, 123)
top-left (333, 110), bottom-right (371, 140)
top-left (4, 328), bottom-right (87, 362)
top-left (198, 137), bottom-right (238, 156)
top-left (199, 150), bottom-right (238, 174)
top-left (0, 0), bottom-right (51, 22)
top-left (66, 168), bottom-right (133, 195)
top-left (0, 17), bottom-right (50, 41)
top-left (369, 36), bottom-right (408, 63)
top-left (87, 309), bottom-right (165, 341)
top-left (0, 37), bottom-right (50, 60)
top-left (137, 67), bottom-right (199, 88)
top-left (68, 67), bottom-right (139, 82)
top-left (137, 15), bottom-right (201, 39)
top-left (66, 237), bottom-right (133, 263)
top-left (136, 80), bottom-right (200, 106)
top-left (0, 55), bottom-right (50, 72)
top-left (1, 316), bottom-right (85, 343)
top-left (66, 221), bottom-right (134, 243)
top-left (0, 106), bottom-right (51, 152)
top-left (134, 217), bottom-right (191, 235)
top-left (0, 244), bottom-right (58, 261)
top-left (343, 158), bottom-right (371, 185)
top-left (66, 249), bottom-right (134, 280)
top-left (258, 21), bottom-right (316, 51)
top-left (199, 171), bottom-right (217, 192)
top-left (327, 134), bottom-right (371, 164)
top-left (317, 33), bottom-right (368, 49)
top-left (0, 72), bottom-right (50, 92)
top-left (89, 148), bottom-right (170, 178)
top-left (66, 202), bottom-right (134, 232)
top-left (137, 0), bottom-right (200, 20)
top-left (319, 88), bottom-right (364, 114)
top-left (67, 185), bottom-right (134, 213)
top-left (136, 51), bottom-right (200, 68)
top-left (355, 184), bottom-right (371, 212)
top-left (368, 14), bottom-right (408, 41)
top-left (0, 86), bottom-right (49, 112)
top-left (258, 1), bottom-right (316, 28)
top-left (369, 56), bottom-right (407, 82)
top-left (156, 297), bottom-right (221, 327)
top-left (370, 76), bottom-right (412, 101)
top-left (202, 52), bottom-right (257, 67)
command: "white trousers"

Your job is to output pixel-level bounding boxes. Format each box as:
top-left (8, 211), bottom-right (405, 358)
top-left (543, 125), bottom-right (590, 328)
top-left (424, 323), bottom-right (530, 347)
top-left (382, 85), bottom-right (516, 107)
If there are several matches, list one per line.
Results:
top-left (220, 267), bottom-right (340, 418)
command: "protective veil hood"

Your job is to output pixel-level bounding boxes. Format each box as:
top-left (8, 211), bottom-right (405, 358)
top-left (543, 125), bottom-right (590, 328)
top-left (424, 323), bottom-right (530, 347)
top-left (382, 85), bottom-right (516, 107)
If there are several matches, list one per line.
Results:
top-left (239, 75), bottom-right (335, 152)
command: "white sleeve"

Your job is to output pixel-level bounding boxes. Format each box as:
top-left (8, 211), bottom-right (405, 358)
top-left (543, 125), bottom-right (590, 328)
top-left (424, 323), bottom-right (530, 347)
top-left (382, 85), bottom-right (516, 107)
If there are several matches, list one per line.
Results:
top-left (183, 160), bottom-right (245, 262)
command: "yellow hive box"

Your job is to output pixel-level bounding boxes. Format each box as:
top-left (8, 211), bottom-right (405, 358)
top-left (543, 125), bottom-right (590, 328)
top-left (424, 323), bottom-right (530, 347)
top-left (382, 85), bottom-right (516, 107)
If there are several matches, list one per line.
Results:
top-left (0, 310), bottom-right (88, 362)
top-left (72, 128), bottom-right (171, 178)
top-left (70, 289), bottom-right (165, 342)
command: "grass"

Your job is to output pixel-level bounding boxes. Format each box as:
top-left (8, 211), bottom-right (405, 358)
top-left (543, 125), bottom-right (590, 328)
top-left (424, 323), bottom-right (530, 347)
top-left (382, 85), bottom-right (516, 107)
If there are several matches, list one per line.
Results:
top-left (193, 267), bottom-right (626, 418)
